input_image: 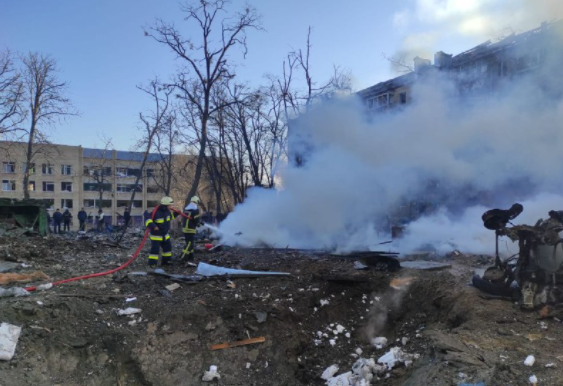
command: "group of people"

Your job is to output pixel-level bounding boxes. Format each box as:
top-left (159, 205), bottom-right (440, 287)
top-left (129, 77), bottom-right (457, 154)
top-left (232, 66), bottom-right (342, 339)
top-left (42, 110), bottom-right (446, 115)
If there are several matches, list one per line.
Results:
top-left (145, 195), bottom-right (202, 267)
top-left (48, 196), bottom-right (205, 267)
top-left (49, 208), bottom-right (90, 234)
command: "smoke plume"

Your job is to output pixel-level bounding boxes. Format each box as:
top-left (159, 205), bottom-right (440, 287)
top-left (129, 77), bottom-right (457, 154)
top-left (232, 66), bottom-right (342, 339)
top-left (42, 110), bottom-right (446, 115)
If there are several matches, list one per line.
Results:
top-left (219, 23), bottom-right (563, 256)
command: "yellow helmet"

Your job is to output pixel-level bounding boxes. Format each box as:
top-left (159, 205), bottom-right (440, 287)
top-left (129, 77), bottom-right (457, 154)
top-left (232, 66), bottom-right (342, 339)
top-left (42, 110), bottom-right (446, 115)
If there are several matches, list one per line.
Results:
top-left (190, 196), bottom-right (200, 203)
top-left (160, 196), bottom-right (174, 205)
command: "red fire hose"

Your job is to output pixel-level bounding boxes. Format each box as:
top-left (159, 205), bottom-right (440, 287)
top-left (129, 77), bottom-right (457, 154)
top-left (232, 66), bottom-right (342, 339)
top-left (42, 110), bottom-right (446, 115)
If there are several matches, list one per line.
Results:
top-left (24, 206), bottom-right (190, 292)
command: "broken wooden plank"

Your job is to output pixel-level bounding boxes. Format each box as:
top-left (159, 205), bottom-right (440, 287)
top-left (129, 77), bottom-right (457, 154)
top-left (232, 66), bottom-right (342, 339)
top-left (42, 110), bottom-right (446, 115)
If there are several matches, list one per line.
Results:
top-left (211, 336), bottom-right (266, 351)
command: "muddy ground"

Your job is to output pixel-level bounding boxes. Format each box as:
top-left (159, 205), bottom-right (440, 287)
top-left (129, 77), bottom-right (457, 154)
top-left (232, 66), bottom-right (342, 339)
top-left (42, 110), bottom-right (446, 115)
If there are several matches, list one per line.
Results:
top-left (0, 232), bottom-right (562, 386)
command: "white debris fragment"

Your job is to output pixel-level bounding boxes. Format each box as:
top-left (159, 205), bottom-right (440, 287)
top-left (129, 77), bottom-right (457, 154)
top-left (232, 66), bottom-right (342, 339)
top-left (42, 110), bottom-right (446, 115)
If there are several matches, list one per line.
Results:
top-left (0, 323), bottom-right (22, 361)
top-left (321, 364), bottom-right (339, 380)
top-left (377, 347), bottom-right (416, 370)
top-left (320, 299), bottom-right (330, 307)
top-left (117, 308), bottom-right (142, 316)
top-left (202, 365), bottom-right (221, 382)
top-left (330, 323), bottom-right (335, 327)
top-left (529, 374), bottom-right (538, 385)
top-left (317, 331), bottom-right (323, 338)
top-left (546, 362), bottom-right (556, 368)
top-left (401, 337), bottom-right (409, 346)
top-left (246, 362), bottom-right (251, 369)
top-left (458, 372), bottom-right (468, 379)
top-left (372, 337), bottom-right (388, 349)
top-left (21, 263), bottom-right (31, 268)
top-left (128, 320), bottom-right (137, 326)
top-left (314, 339), bottom-right (322, 346)
top-left (329, 339), bottom-right (336, 346)
top-left (336, 325), bottom-right (345, 334)
top-left (539, 321), bottom-right (548, 330)
top-left (524, 355), bottom-right (536, 367)
top-left (37, 283), bottom-right (53, 291)
top-left (345, 332), bottom-right (351, 338)
top-left (125, 297), bottom-right (137, 302)
top-left (0, 287), bottom-right (30, 298)
top-left (36, 301), bottom-right (43, 306)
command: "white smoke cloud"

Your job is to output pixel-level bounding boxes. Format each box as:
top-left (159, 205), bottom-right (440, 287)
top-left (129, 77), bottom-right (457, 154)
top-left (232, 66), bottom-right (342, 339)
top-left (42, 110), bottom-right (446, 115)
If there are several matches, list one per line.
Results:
top-left (392, 0), bottom-right (563, 61)
top-left (219, 68), bottom-right (563, 254)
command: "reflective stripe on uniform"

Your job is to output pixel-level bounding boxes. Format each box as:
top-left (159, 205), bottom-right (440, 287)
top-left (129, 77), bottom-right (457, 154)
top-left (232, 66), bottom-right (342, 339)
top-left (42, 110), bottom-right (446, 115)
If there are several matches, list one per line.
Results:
top-left (148, 254), bottom-right (159, 260)
top-left (145, 219), bottom-right (154, 227)
top-left (161, 252), bottom-right (172, 257)
top-left (184, 229), bottom-right (196, 234)
top-left (149, 235), bottom-right (163, 241)
top-left (155, 218), bottom-right (165, 223)
top-left (165, 216), bottom-right (171, 221)
top-left (165, 234), bottom-right (171, 240)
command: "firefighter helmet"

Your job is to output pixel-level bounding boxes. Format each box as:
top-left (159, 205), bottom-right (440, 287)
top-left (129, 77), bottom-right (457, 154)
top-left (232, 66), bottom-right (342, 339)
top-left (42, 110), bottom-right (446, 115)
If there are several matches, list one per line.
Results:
top-left (190, 196), bottom-right (200, 203)
top-left (160, 196), bottom-right (174, 205)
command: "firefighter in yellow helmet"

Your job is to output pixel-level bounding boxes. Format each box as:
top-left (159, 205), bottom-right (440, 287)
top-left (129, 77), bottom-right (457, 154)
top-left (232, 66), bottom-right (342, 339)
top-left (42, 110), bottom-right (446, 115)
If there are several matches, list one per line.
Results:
top-left (145, 196), bottom-right (175, 266)
top-left (180, 196), bottom-right (201, 261)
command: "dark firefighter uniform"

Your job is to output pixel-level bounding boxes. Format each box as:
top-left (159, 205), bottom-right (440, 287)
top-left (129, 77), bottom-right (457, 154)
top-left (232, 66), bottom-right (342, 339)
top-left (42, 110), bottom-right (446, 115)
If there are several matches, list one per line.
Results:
top-left (181, 201), bottom-right (200, 260)
top-left (146, 204), bottom-right (175, 266)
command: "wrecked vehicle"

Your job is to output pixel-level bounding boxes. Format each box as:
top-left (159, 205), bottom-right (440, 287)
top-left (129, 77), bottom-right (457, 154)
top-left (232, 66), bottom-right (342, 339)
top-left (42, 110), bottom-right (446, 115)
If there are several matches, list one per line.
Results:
top-left (474, 203), bottom-right (563, 309)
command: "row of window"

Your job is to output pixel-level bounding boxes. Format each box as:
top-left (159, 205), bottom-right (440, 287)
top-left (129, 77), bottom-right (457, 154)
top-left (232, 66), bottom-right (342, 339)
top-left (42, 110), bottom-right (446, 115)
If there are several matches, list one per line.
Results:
top-left (44, 199), bottom-right (156, 210)
top-left (2, 180), bottom-right (161, 193)
top-left (366, 92), bottom-right (408, 109)
top-left (2, 162), bottom-right (73, 175)
top-left (2, 162), bottom-right (156, 178)
top-left (2, 180), bottom-right (73, 192)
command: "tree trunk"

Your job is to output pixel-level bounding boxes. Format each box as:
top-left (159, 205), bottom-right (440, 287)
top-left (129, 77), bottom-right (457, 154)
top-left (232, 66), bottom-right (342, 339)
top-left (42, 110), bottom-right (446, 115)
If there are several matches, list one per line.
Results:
top-left (186, 113), bottom-right (208, 205)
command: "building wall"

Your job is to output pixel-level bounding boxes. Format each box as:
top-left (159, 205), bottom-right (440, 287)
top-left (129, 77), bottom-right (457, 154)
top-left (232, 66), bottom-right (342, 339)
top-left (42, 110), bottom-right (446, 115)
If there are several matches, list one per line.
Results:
top-left (0, 142), bottom-right (163, 229)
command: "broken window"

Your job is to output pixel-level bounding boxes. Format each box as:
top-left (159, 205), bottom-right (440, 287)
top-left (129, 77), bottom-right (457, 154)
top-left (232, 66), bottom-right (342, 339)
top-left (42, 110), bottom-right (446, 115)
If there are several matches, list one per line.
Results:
top-left (83, 199), bottom-right (111, 208)
top-left (147, 185), bottom-right (161, 194)
top-left (2, 162), bottom-right (15, 174)
top-left (2, 180), bottom-right (16, 191)
top-left (22, 163), bottom-right (35, 174)
top-left (117, 200), bottom-right (142, 208)
top-left (61, 164), bottom-right (72, 175)
top-left (117, 184), bottom-right (142, 193)
top-left (83, 183), bottom-right (112, 192)
top-left (42, 181), bottom-right (55, 192)
top-left (42, 164), bottom-right (54, 175)
top-left (61, 199), bottom-right (73, 209)
top-left (29, 181), bottom-right (35, 191)
top-left (116, 167), bottom-right (128, 177)
top-left (61, 182), bottom-right (73, 192)
top-left (400, 92), bottom-right (407, 104)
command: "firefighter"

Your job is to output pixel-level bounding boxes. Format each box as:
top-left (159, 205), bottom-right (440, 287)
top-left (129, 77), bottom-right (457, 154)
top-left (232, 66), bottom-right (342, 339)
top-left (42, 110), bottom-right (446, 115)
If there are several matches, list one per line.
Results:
top-left (145, 196), bottom-right (175, 266)
top-left (180, 196), bottom-right (201, 261)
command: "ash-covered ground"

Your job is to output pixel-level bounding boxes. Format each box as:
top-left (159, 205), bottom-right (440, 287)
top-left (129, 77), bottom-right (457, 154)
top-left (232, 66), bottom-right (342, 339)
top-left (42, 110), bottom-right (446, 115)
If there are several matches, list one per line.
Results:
top-left (0, 232), bottom-right (561, 386)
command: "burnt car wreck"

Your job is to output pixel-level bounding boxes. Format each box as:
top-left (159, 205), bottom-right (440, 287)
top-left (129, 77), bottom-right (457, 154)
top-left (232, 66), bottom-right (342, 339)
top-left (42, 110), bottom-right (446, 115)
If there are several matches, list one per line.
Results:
top-left (474, 203), bottom-right (563, 310)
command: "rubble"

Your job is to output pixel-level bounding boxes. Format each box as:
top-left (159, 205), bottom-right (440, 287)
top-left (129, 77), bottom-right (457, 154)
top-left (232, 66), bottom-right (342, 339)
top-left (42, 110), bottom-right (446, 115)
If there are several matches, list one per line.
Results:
top-left (321, 364), bottom-right (339, 380)
top-left (0, 271), bottom-right (49, 285)
top-left (525, 355), bottom-right (536, 366)
top-left (117, 308), bottom-right (142, 316)
top-left (0, 323), bottom-right (22, 361)
top-left (201, 365), bottom-right (220, 381)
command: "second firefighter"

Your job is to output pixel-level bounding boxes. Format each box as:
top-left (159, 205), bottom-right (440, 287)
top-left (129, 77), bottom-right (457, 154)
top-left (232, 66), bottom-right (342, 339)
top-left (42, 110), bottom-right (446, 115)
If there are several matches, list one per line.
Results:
top-left (181, 196), bottom-right (201, 261)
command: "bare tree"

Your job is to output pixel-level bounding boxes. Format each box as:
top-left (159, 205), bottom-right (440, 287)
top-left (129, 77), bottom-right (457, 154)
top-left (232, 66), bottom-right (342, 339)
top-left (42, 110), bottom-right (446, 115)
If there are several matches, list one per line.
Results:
top-left (115, 79), bottom-right (173, 244)
top-left (83, 137), bottom-right (114, 209)
top-left (0, 50), bottom-right (25, 137)
top-left (146, 0), bottom-right (261, 206)
top-left (382, 52), bottom-right (414, 74)
top-left (21, 52), bottom-right (77, 199)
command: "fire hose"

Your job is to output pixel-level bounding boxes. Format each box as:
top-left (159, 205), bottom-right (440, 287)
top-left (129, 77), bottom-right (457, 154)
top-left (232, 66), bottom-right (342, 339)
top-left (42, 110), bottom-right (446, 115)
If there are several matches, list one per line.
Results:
top-left (24, 206), bottom-right (190, 293)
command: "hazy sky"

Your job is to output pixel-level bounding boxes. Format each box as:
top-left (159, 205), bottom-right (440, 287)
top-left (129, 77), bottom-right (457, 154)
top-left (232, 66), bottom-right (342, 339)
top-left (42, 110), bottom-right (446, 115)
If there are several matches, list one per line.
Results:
top-left (0, 0), bottom-right (555, 149)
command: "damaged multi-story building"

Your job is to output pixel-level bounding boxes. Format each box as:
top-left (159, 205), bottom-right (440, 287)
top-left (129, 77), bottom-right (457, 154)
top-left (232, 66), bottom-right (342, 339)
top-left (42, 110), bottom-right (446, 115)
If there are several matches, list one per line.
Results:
top-left (0, 142), bottom-right (229, 229)
top-left (358, 20), bottom-right (563, 110)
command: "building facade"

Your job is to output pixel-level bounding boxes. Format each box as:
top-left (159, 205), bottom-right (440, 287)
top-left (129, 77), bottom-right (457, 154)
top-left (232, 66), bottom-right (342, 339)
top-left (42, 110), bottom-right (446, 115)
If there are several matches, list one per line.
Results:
top-left (0, 142), bottom-right (163, 228)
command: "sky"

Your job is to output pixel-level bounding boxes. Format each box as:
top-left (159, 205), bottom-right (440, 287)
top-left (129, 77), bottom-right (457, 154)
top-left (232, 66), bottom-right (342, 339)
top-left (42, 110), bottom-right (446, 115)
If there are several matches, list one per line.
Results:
top-left (0, 0), bottom-right (556, 150)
